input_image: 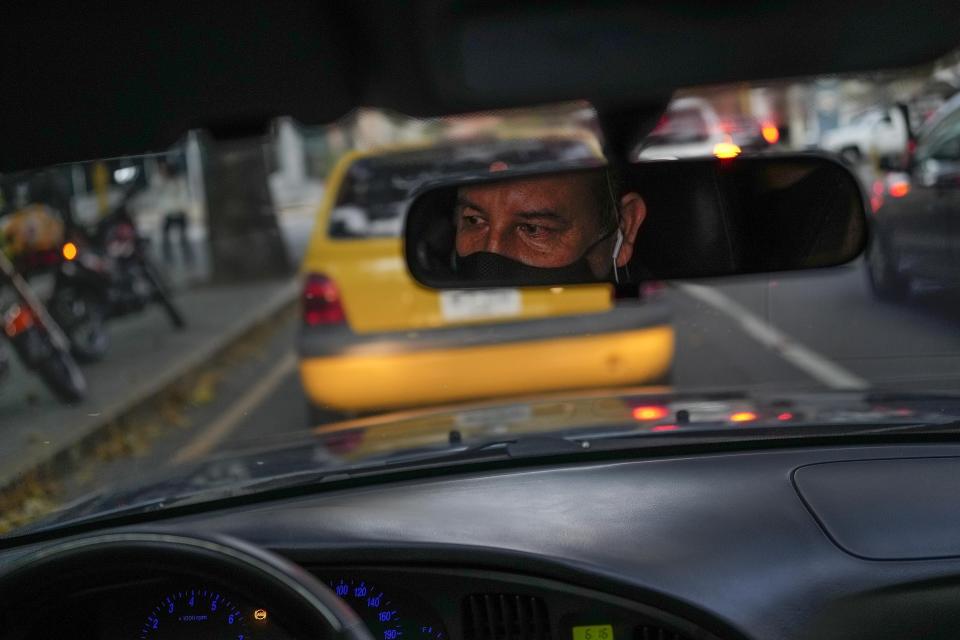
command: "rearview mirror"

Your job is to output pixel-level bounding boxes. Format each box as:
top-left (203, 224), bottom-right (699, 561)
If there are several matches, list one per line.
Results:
top-left (404, 155), bottom-right (867, 288)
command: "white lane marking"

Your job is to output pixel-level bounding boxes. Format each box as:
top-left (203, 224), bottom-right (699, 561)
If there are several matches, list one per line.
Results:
top-left (171, 351), bottom-right (298, 465)
top-left (677, 283), bottom-right (870, 390)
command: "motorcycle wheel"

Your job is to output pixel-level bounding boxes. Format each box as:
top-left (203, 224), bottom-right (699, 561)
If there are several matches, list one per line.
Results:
top-left (142, 259), bottom-right (186, 329)
top-left (11, 328), bottom-right (87, 403)
top-left (50, 285), bottom-right (110, 363)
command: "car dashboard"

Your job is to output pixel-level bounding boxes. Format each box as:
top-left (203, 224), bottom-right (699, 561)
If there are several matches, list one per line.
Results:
top-left (5, 442), bottom-right (960, 639)
top-left (23, 565), bottom-right (700, 640)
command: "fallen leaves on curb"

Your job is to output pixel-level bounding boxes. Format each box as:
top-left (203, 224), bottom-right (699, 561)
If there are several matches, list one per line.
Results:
top-left (0, 307), bottom-right (296, 535)
top-left (0, 472), bottom-right (60, 535)
top-left (190, 371), bottom-right (221, 406)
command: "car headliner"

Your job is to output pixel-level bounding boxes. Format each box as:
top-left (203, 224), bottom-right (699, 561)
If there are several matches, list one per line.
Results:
top-left (2, 1), bottom-right (958, 172)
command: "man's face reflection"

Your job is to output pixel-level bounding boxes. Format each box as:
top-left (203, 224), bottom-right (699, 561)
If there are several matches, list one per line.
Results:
top-left (454, 170), bottom-right (647, 279)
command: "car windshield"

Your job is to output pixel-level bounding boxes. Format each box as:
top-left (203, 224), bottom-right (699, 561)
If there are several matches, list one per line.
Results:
top-left (1, 48), bottom-right (960, 538)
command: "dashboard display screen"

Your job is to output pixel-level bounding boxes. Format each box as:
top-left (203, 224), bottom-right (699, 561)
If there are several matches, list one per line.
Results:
top-left (572, 624), bottom-right (614, 640)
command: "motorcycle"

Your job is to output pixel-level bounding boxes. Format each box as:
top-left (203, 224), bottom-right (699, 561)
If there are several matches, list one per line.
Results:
top-left (49, 203), bottom-right (186, 363)
top-left (0, 249), bottom-right (87, 403)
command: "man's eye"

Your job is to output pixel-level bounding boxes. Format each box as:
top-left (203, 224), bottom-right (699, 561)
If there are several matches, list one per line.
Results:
top-left (461, 214), bottom-right (485, 227)
top-left (518, 223), bottom-right (550, 237)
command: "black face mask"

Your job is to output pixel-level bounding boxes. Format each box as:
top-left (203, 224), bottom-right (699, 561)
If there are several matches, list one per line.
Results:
top-left (453, 223), bottom-right (620, 286)
top-left (453, 251), bottom-right (598, 286)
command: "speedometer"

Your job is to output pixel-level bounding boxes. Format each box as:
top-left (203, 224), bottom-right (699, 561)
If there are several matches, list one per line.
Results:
top-left (326, 576), bottom-right (447, 640)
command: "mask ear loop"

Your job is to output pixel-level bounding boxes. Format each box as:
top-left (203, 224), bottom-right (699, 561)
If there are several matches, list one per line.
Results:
top-left (612, 229), bottom-right (624, 284)
top-left (605, 170), bottom-right (625, 284)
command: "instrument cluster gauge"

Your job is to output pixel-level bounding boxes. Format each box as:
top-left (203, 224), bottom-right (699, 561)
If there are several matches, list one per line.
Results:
top-left (139, 588), bottom-right (250, 639)
top-left (325, 576), bottom-right (448, 640)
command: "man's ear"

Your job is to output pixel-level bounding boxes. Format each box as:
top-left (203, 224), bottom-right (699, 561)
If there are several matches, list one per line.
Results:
top-left (615, 192), bottom-right (646, 267)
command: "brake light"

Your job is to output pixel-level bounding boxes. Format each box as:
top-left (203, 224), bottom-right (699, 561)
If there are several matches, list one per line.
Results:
top-left (730, 411), bottom-right (758, 423)
top-left (632, 405), bottom-right (669, 421)
top-left (302, 273), bottom-right (345, 325)
top-left (888, 181), bottom-right (910, 198)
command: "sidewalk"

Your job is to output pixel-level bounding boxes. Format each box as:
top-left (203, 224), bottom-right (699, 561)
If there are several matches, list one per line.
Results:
top-left (139, 201), bottom-right (318, 290)
top-left (0, 278), bottom-right (299, 488)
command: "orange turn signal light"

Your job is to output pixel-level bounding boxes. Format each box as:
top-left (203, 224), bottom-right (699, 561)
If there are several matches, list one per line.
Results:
top-left (62, 242), bottom-right (78, 261)
top-left (761, 122), bottom-right (780, 144)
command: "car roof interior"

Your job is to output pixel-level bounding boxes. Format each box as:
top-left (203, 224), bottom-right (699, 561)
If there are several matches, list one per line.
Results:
top-left (3, 1), bottom-right (960, 172)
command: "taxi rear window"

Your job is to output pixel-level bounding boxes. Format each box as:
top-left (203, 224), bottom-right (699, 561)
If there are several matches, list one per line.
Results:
top-left (327, 138), bottom-right (600, 239)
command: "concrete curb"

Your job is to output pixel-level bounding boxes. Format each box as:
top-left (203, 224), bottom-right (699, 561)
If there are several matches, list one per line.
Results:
top-left (0, 278), bottom-right (300, 493)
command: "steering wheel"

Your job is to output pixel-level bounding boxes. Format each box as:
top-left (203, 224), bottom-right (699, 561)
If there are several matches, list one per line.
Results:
top-left (0, 531), bottom-right (376, 639)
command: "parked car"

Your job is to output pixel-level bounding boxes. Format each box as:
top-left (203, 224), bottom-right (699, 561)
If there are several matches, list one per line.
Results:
top-left (298, 133), bottom-right (674, 417)
top-left (867, 94), bottom-right (960, 299)
top-left (821, 104), bottom-right (911, 165)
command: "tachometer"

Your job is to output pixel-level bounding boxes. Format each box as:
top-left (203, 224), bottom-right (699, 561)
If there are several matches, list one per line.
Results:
top-left (140, 588), bottom-right (250, 639)
top-left (326, 576), bottom-right (447, 640)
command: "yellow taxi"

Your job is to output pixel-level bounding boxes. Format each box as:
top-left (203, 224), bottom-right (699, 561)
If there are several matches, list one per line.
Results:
top-left (298, 133), bottom-right (674, 415)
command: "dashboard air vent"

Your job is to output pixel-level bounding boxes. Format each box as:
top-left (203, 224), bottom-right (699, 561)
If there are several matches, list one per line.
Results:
top-left (636, 624), bottom-right (691, 640)
top-left (463, 594), bottom-right (552, 640)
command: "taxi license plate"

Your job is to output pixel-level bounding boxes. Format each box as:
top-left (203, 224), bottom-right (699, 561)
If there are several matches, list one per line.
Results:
top-left (440, 289), bottom-right (521, 322)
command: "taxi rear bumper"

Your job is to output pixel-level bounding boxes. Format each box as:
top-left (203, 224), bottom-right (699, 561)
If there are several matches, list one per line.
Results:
top-left (299, 300), bottom-right (674, 412)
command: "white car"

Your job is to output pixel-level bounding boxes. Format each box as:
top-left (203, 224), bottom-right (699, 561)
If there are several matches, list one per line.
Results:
top-left (634, 97), bottom-right (728, 160)
top-left (820, 105), bottom-right (910, 163)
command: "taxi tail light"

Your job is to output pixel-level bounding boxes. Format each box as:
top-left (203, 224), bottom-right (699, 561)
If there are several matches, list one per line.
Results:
top-left (302, 273), bottom-right (346, 326)
top-left (4, 304), bottom-right (35, 338)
